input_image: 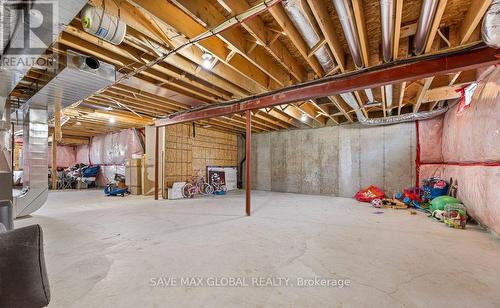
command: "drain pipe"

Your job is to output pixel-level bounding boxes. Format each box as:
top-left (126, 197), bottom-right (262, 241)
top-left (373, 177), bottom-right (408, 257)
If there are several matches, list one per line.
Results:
top-left (414, 0), bottom-right (439, 55)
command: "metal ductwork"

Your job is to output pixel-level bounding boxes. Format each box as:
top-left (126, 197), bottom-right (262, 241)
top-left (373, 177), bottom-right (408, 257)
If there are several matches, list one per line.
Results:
top-left (340, 89), bottom-right (450, 126)
top-left (14, 51), bottom-right (116, 217)
top-left (332, 0), bottom-right (364, 68)
top-left (482, 0), bottom-right (500, 49)
top-left (358, 101), bottom-right (454, 125)
top-left (380, 0), bottom-right (395, 62)
top-left (413, 0), bottom-right (439, 55)
top-left (0, 0), bottom-right (18, 55)
top-left (0, 0), bottom-right (87, 229)
top-left (283, 0), bottom-right (335, 72)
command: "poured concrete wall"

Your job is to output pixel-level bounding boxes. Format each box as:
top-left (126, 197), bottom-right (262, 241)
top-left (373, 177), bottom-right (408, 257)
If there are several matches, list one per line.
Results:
top-left (249, 123), bottom-right (416, 197)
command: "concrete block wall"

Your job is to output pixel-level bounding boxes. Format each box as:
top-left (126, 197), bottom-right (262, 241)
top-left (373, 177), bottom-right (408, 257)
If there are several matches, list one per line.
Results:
top-left (248, 123), bottom-right (416, 197)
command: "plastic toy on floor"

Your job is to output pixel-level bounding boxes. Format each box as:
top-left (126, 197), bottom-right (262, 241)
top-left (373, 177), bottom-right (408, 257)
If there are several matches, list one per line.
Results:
top-left (443, 203), bottom-right (467, 229)
top-left (104, 184), bottom-right (129, 197)
top-left (371, 198), bottom-right (383, 208)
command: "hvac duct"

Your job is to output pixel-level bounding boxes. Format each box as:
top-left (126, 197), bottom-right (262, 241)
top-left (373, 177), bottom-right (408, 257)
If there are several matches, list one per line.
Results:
top-left (380, 0), bottom-right (395, 62)
top-left (413, 0), bottom-right (439, 55)
top-left (482, 0), bottom-right (500, 49)
top-left (341, 89), bottom-right (449, 126)
top-left (0, 0), bottom-right (18, 55)
top-left (359, 102), bottom-right (454, 125)
top-left (283, 0), bottom-right (335, 72)
top-left (14, 51), bottom-right (116, 217)
top-left (81, 4), bottom-right (127, 45)
top-left (0, 0), bottom-right (87, 229)
top-left (332, 0), bottom-right (364, 68)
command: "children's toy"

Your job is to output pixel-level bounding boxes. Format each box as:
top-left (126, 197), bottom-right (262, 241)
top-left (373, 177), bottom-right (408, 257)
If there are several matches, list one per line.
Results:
top-left (429, 196), bottom-right (461, 212)
top-left (354, 186), bottom-right (385, 202)
top-left (431, 210), bottom-right (445, 221)
top-left (422, 177), bottom-right (449, 201)
top-left (394, 192), bottom-right (404, 200)
top-left (104, 184), bottom-right (129, 197)
top-left (444, 203), bottom-right (467, 229)
top-left (371, 198), bottom-right (383, 208)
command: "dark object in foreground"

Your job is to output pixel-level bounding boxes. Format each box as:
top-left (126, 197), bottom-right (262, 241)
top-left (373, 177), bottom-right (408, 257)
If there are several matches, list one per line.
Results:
top-left (0, 224), bottom-right (50, 307)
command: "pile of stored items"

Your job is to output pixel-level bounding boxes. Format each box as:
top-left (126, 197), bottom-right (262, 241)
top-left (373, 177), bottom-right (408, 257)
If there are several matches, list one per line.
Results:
top-left (49, 163), bottom-right (101, 189)
top-left (355, 176), bottom-right (468, 229)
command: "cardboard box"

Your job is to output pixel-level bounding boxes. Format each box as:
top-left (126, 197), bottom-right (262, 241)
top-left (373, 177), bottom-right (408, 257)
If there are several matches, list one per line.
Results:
top-left (141, 154), bottom-right (155, 196)
top-left (125, 158), bottom-right (142, 195)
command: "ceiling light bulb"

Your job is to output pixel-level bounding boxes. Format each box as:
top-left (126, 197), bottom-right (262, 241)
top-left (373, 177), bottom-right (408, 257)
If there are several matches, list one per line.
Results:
top-left (76, 121), bottom-right (82, 126)
top-left (201, 59), bottom-right (212, 69)
top-left (201, 52), bottom-right (213, 69)
top-left (300, 114), bottom-right (308, 122)
top-left (109, 117), bottom-right (116, 124)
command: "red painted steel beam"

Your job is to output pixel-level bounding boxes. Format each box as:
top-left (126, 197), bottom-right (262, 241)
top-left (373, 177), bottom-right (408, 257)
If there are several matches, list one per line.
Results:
top-left (245, 111), bottom-right (251, 216)
top-left (155, 46), bottom-right (500, 127)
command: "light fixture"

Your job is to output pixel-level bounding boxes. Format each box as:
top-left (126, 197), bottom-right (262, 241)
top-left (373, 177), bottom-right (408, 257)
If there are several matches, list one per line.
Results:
top-left (300, 113), bottom-right (308, 122)
top-left (76, 121), bottom-right (82, 126)
top-left (201, 52), bottom-right (213, 69)
top-left (109, 117), bottom-right (116, 124)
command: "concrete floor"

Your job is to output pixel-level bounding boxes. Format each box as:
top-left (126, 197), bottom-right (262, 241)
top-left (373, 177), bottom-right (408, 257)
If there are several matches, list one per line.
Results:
top-left (16, 190), bottom-right (500, 308)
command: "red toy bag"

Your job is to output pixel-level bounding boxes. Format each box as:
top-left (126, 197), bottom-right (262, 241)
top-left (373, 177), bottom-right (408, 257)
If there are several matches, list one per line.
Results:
top-left (354, 186), bottom-right (385, 202)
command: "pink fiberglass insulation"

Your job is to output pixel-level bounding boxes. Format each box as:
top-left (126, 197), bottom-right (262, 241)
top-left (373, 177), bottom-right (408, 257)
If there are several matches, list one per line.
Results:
top-left (419, 67), bottom-right (500, 234)
top-left (418, 115), bottom-right (444, 163)
top-left (442, 68), bottom-right (500, 162)
top-left (48, 145), bottom-right (76, 168)
top-left (76, 145), bottom-right (90, 165)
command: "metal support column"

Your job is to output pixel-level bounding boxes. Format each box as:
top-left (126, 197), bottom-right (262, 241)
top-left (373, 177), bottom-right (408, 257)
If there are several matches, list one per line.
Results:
top-left (245, 111), bottom-right (251, 216)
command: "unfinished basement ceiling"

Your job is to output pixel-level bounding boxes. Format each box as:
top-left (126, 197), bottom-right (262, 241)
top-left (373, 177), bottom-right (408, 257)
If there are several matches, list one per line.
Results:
top-left (7, 0), bottom-right (493, 142)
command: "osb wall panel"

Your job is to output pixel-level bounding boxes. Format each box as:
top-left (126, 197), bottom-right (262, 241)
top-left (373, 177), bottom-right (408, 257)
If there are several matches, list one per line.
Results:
top-left (164, 124), bottom-right (237, 186)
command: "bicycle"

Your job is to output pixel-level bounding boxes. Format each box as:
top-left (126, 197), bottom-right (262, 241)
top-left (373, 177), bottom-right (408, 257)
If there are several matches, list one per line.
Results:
top-left (182, 175), bottom-right (214, 198)
top-left (210, 172), bottom-right (227, 193)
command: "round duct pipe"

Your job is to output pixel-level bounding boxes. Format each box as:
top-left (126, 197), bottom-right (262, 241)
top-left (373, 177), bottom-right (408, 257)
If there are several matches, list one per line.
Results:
top-left (482, 0), bottom-right (500, 49)
top-left (85, 57), bottom-right (100, 70)
top-left (413, 0), bottom-right (439, 55)
top-left (380, 0), bottom-right (395, 62)
top-left (332, 0), bottom-right (364, 68)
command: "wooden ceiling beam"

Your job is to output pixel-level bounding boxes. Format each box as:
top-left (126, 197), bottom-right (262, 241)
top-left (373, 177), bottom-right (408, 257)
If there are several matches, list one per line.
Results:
top-left (459, 0), bottom-right (493, 44)
top-left (306, 0), bottom-right (346, 72)
top-left (351, 0), bottom-right (370, 67)
top-left (268, 3), bottom-right (324, 77)
top-left (329, 96), bottom-right (353, 123)
top-left (393, 0), bottom-right (404, 59)
top-left (219, 0), bottom-right (307, 82)
top-left (424, 0), bottom-right (448, 53)
top-left (397, 82), bottom-right (406, 115)
top-left (171, 0), bottom-right (292, 86)
top-left (131, 0), bottom-right (272, 89)
top-left (413, 77), bottom-right (434, 112)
